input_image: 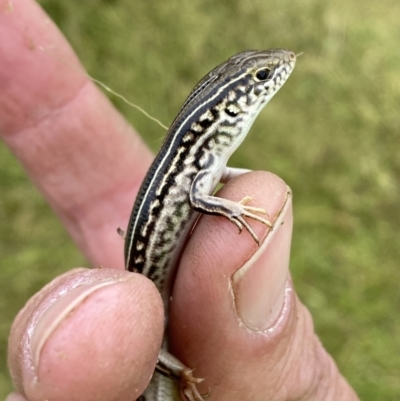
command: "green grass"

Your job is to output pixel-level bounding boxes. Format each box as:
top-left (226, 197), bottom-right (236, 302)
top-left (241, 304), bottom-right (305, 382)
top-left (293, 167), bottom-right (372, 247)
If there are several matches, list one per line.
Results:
top-left (1, 0), bottom-right (399, 399)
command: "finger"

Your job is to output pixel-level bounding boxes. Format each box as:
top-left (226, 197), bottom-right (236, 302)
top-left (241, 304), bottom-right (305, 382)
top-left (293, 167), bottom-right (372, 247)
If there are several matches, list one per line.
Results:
top-left (171, 171), bottom-right (359, 400)
top-left (0, 0), bottom-right (153, 268)
top-left (8, 268), bottom-right (164, 401)
top-left (5, 393), bottom-right (27, 401)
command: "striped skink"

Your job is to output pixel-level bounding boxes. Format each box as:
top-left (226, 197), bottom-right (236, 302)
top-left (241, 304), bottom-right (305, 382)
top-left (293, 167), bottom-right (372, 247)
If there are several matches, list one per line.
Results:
top-left (123, 49), bottom-right (296, 401)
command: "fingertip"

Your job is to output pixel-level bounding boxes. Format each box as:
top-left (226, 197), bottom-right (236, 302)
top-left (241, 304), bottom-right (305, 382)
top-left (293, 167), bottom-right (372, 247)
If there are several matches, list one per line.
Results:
top-left (8, 268), bottom-right (163, 401)
top-left (5, 393), bottom-right (27, 401)
top-left (173, 171), bottom-right (292, 330)
top-left (232, 189), bottom-right (293, 331)
top-left (170, 171), bottom-right (296, 394)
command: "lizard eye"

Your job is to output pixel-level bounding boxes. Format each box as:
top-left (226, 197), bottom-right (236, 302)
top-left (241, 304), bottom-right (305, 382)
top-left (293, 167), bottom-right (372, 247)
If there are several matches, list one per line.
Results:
top-left (255, 68), bottom-right (272, 81)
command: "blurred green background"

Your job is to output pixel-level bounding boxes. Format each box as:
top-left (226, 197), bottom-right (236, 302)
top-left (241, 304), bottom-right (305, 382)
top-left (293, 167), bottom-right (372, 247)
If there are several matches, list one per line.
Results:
top-left (1, 0), bottom-right (399, 399)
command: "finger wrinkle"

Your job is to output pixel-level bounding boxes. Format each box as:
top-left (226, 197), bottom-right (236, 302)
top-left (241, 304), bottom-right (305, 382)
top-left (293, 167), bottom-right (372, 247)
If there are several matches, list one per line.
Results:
top-left (61, 174), bottom-right (143, 236)
top-left (62, 181), bottom-right (142, 268)
top-left (65, 179), bottom-right (137, 217)
top-left (2, 78), bottom-right (89, 141)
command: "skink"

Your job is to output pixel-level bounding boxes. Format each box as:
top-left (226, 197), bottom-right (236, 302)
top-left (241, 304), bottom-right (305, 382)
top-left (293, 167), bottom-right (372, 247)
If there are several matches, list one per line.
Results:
top-left (124, 48), bottom-right (296, 401)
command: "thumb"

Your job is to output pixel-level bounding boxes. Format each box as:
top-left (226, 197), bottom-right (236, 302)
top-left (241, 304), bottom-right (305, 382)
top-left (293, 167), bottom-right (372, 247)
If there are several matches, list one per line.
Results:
top-left (170, 171), bottom-right (359, 401)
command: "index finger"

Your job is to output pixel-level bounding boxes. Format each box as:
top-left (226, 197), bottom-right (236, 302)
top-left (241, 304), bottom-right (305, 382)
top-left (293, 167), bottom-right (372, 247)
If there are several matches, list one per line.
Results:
top-left (0, 0), bottom-right (153, 268)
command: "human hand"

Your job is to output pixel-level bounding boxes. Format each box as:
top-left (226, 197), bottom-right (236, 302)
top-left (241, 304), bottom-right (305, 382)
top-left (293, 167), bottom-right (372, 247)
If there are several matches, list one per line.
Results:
top-left (1, 1), bottom-right (359, 400)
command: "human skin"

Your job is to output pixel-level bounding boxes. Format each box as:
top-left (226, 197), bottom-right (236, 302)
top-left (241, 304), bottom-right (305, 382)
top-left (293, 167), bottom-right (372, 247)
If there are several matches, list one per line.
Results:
top-left (1, 1), bottom-right (360, 400)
